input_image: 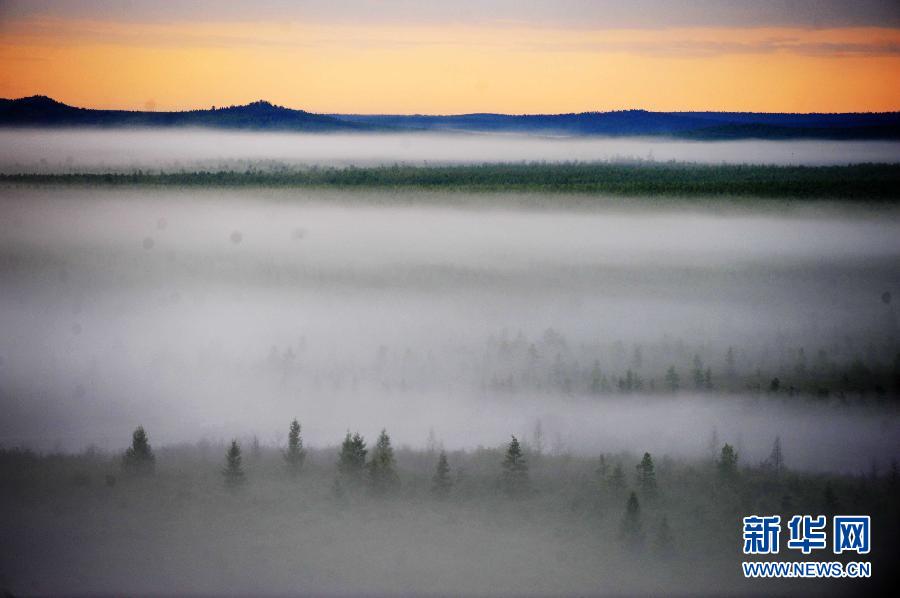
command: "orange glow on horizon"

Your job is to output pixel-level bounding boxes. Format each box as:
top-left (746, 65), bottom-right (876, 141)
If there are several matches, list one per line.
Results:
top-left (1, 18), bottom-right (899, 113)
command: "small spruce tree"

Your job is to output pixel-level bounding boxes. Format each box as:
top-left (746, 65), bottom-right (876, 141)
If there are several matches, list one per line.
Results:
top-left (636, 452), bottom-right (657, 497)
top-left (609, 462), bottom-right (626, 491)
top-left (620, 491), bottom-right (644, 551)
top-left (655, 515), bottom-right (675, 557)
top-left (284, 418), bottom-right (306, 474)
top-left (123, 426), bottom-right (155, 475)
top-left (223, 439), bottom-right (245, 489)
top-left (718, 443), bottom-right (738, 480)
top-left (725, 346), bottom-right (736, 379)
top-left (665, 366), bottom-right (680, 392)
top-left (500, 435), bottom-right (530, 497)
top-left (368, 428), bottom-right (399, 495)
top-left (692, 355), bottom-right (704, 390)
top-left (707, 427), bottom-right (720, 462)
top-left (766, 436), bottom-right (784, 475)
top-left (338, 431), bottom-right (367, 479)
top-left (432, 450), bottom-right (453, 498)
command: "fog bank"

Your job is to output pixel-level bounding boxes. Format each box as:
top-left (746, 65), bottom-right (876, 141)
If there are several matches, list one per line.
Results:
top-left (1, 186), bottom-right (898, 473)
top-left (1, 129), bottom-right (899, 173)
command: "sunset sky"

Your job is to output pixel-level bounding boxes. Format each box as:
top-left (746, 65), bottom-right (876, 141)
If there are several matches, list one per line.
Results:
top-left (1, 0), bottom-right (899, 114)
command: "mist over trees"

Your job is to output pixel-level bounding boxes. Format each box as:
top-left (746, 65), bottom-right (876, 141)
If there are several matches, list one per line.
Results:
top-left (2, 410), bottom-right (898, 595)
top-left (122, 426), bottom-right (155, 475)
top-left (223, 440), bottom-right (245, 489)
top-left (284, 418), bottom-right (306, 475)
top-left (0, 135), bottom-right (898, 594)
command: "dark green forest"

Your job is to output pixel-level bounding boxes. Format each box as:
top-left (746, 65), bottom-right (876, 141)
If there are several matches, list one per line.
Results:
top-left (3, 162), bottom-right (900, 200)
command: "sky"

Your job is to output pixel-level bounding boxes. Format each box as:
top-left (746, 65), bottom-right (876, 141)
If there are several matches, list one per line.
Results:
top-left (1, 0), bottom-right (899, 114)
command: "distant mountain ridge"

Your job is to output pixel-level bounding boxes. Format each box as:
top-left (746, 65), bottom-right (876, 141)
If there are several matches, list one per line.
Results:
top-left (2, 96), bottom-right (900, 139)
top-left (332, 110), bottom-right (900, 139)
top-left (0, 96), bottom-right (364, 131)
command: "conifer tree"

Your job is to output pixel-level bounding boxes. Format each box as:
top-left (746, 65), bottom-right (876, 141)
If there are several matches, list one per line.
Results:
top-left (223, 439), bottom-right (245, 489)
top-left (590, 361), bottom-right (603, 395)
top-left (123, 426), bottom-right (155, 475)
top-left (609, 462), bottom-right (626, 491)
top-left (432, 450), bottom-right (452, 498)
top-left (250, 435), bottom-right (261, 462)
top-left (718, 443), bottom-right (738, 480)
top-left (707, 427), bottom-right (720, 462)
top-left (620, 491), bottom-right (644, 550)
top-left (368, 428), bottom-right (399, 495)
top-left (284, 418), bottom-right (306, 474)
top-left (655, 515), bottom-right (675, 557)
top-left (692, 354), bottom-right (704, 390)
top-left (665, 366), bottom-right (680, 392)
top-left (766, 436), bottom-right (784, 475)
top-left (500, 435), bottom-right (529, 496)
top-left (338, 431), bottom-right (367, 478)
top-left (725, 346), bottom-right (736, 379)
top-left (531, 420), bottom-right (544, 457)
top-left (636, 452), bottom-right (657, 497)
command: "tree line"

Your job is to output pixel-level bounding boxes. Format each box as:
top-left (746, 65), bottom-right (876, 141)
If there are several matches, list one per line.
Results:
top-left (3, 162), bottom-right (900, 200)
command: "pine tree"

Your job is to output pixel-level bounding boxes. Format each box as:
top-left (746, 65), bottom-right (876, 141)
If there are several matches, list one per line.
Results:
top-left (122, 426), bottom-right (155, 475)
top-left (338, 431), bottom-right (367, 478)
top-left (532, 420), bottom-right (544, 457)
top-left (223, 439), bottom-right (245, 489)
top-left (609, 462), bottom-right (626, 491)
top-left (284, 418), bottom-right (306, 474)
top-left (432, 450), bottom-right (452, 498)
top-left (636, 452), bottom-right (657, 497)
top-left (766, 436), bottom-right (784, 475)
top-left (368, 428), bottom-right (399, 495)
top-left (692, 354), bottom-right (704, 390)
top-left (725, 346), bottom-right (736, 379)
top-left (665, 366), bottom-right (680, 392)
top-left (500, 435), bottom-right (529, 496)
top-left (250, 435), bottom-right (261, 462)
top-left (707, 427), bottom-right (719, 462)
top-left (718, 443), bottom-right (738, 480)
top-left (590, 360), bottom-right (603, 395)
top-left (620, 491), bottom-right (644, 550)
top-left (655, 515), bottom-right (675, 557)
top-left (426, 427), bottom-right (439, 456)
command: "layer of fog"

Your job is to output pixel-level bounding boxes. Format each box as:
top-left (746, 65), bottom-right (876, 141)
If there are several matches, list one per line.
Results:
top-left (1, 129), bottom-right (899, 173)
top-left (0, 186), bottom-right (898, 473)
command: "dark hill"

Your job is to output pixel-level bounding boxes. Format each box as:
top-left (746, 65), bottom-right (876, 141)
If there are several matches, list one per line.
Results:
top-left (0, 96), bottom-right (365, 131)
top-left (2, 96), bottom-right (899, 139)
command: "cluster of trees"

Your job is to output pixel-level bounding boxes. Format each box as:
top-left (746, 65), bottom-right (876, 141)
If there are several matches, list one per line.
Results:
top-left (5, 422), bottom-right (897, 578)
top-left (4, 162), bottom-right (900, 200)
top-left (483, 330), bottom-right (900, 402)
top-left (121, 422), bottom-right (540, 500)
top-left (117, 420), bottom-right (785, 558)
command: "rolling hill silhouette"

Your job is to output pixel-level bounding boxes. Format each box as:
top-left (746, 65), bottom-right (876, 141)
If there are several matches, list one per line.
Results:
top-left (2, 96), bottom-right (899, 139)
top-left (0, 96), bottom-right (364, 131)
